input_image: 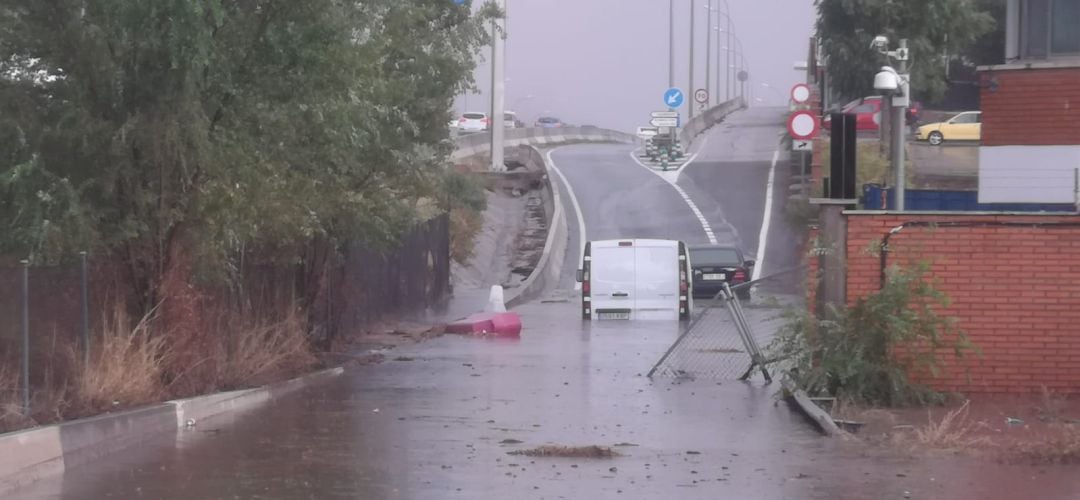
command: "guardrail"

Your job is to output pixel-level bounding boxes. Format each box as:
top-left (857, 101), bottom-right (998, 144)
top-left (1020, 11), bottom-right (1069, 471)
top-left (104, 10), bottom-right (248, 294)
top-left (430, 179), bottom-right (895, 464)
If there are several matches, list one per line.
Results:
top-left (450, 126), bottom-right (639, 161)
top-left (678, 97), bottom-right (746, 147)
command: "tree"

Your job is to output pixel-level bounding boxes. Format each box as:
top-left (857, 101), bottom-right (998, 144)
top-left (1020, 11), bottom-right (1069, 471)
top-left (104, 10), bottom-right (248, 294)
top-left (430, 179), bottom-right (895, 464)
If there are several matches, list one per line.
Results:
top-left (0, 0), bottom-right (495, 310)
top-left (816, 0), bottom-right (995, 104)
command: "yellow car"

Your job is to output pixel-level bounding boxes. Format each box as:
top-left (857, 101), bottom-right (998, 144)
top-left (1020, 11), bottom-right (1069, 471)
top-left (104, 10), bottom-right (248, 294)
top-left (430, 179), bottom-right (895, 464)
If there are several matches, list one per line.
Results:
top-left (916, 111), bottom-right (981, 146)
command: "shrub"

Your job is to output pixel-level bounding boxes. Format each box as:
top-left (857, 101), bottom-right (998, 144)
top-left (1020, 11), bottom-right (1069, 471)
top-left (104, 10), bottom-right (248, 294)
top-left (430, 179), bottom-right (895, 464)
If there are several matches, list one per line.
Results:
top-left (770, 263), bottom-right (976, 406)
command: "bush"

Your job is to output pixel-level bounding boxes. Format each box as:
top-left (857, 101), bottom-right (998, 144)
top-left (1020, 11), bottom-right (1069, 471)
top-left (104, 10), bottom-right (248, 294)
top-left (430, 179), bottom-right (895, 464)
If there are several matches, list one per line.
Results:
top-left (771, 263), bottom-right (976, 406)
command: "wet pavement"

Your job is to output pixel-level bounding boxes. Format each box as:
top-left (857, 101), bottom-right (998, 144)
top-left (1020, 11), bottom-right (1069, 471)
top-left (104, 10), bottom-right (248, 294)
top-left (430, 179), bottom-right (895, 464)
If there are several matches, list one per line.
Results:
top-left (15, 295), bottom-right (1080, 499)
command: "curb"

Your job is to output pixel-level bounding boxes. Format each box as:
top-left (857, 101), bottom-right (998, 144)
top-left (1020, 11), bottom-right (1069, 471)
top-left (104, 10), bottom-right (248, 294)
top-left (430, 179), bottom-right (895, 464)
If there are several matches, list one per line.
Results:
top-left (505, 146), bottom-right (568, 308)
top-left (781, 378), bottom-right (842, 437)
top-left (0, 367), bottom-right (344, 495)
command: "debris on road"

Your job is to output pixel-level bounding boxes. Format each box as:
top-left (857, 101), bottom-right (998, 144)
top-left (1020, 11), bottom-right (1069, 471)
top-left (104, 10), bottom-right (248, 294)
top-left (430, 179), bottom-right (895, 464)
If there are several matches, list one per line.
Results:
top-left (508, 445), bottom-right (620, 458)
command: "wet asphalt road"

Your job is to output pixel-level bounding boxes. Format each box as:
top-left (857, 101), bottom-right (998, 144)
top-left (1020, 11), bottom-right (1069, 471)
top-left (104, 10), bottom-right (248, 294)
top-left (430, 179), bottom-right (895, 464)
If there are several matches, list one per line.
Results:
top-left (16, 300), bottom-right (1080, 499)
top-left (13, 108), bottom-right (1080, 499)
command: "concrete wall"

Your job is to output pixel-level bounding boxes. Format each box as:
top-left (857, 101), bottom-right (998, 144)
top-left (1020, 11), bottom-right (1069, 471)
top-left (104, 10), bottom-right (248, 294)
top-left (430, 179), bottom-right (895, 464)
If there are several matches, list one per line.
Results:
top-left (678, 98), bottom-right (747, 147)
top-left (844, 212), bottom-right (1080, 394)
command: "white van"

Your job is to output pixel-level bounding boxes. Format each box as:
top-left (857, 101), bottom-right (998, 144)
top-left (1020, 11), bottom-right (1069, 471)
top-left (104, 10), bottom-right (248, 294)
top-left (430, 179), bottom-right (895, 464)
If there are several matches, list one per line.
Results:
top-left (577, 239), bottom-right (693, 321)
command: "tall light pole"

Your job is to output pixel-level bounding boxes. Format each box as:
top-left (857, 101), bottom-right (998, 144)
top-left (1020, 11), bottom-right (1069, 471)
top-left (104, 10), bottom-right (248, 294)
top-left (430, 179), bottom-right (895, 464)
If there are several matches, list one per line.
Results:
top-left (688, 0), bottom-right (695, 120)
top-left (714, 27), bottom-right (721, 103)
top-left (489, 0), bottom-right (507, 172)
top-left (704, 1), bottom-right (713, 107)
top-left (669, 0), bottom-right (675, 89)
top-left (719, 0), bottom-right (732, 101)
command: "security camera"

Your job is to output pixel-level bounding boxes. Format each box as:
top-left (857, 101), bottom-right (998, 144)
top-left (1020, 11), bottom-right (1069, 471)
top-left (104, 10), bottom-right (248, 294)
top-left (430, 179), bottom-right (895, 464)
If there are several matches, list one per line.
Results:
top-left (870, 35), bottom-right (889, 51)
top-left (873, 66), bottom-right (899, 93)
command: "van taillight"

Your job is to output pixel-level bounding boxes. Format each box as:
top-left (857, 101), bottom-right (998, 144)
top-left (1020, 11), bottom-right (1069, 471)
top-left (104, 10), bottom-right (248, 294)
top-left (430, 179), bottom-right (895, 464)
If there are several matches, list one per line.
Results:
top-left (679, 270), bottom-right (688, 292)
top-left (583, 280), bottom-right (590, 293)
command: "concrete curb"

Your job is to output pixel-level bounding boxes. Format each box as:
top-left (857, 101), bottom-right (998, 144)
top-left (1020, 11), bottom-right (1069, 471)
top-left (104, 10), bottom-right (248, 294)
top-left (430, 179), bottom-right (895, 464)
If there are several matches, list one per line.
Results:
top-left (0, 367), bottom-right (344, 495)
top-left (505, 146), bottom-right (567, 308)
top-left (781, 378), bottom-right (842, 437)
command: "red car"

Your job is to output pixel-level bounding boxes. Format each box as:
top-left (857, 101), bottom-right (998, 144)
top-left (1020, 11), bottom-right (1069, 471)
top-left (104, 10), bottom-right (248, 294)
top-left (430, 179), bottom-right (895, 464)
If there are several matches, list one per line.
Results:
top-left (822, 96), bottom-right (923, 132)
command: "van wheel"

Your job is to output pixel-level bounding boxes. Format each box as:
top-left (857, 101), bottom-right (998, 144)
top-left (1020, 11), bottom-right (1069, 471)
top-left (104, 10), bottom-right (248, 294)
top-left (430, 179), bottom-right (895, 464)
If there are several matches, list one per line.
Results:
top-left (928, 131), bottom-right (944, 146)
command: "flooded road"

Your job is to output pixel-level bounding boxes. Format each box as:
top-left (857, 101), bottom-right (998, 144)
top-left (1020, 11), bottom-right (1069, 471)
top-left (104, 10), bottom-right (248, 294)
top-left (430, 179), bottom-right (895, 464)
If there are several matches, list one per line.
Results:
top-left (14, 295), bottom-right (1080, 499)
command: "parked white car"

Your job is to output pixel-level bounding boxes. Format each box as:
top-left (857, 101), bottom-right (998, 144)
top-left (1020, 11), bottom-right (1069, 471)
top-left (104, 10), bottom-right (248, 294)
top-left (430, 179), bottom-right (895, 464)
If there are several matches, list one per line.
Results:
top-left (457, 112), bottom-right (489, 133)
top-left (577, 239), bottom-right (692, 321)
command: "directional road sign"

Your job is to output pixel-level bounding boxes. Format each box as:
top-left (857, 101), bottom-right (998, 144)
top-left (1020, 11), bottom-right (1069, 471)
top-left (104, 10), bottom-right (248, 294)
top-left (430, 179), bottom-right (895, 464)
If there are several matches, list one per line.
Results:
top-left (663, 88), bottom-right (685, 108)
top-left (650, 117), bottom-right (678, 127)
top-left (792, 139), bottom-right (813, 152)
top-left (651, 111), bottom-right (679, 119)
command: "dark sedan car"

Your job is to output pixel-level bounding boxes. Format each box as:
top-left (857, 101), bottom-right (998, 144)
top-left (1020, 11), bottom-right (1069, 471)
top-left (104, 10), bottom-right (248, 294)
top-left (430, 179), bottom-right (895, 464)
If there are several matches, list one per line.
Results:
top-left (689, 245), bottom-right (755, 300)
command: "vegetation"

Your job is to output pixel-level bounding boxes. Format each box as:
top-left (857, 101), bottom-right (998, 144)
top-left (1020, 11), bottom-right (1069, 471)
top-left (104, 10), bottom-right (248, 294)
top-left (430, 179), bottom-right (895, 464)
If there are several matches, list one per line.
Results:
top-left (771, 263), bottom-right (976, 406)
top-left (0, 0), bottom-right (500, 431)
top-left (816, 0), bottom-right (995, 103)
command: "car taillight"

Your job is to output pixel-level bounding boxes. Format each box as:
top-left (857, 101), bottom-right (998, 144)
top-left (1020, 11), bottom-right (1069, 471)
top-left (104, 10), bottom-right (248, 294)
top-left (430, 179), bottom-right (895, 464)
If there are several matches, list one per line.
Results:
top-left (734, 269), bottom-right (747, 282)
top-left (459, 118), bottom-right (466, 123)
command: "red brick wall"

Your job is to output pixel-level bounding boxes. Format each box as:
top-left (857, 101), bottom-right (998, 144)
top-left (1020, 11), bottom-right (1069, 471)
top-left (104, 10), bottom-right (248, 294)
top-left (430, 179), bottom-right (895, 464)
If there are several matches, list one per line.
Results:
top-left (846, 213), bottom-right (1080, 394)
top-left (981, 67), bottom-right (1080, 146)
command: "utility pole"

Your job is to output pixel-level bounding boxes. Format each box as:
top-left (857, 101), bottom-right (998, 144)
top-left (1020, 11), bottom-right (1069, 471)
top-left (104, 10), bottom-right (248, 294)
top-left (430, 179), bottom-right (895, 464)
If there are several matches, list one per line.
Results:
top-left (688, 0), bottom-right (695, 120)
top-left (892, 39), bottom-right (909, 210)
top-left (704, 0), bottom-right (712, 107)
top-left (489, 0), bottom-right (506, 172)
top-left (669, 0), bottom-right (675, 88)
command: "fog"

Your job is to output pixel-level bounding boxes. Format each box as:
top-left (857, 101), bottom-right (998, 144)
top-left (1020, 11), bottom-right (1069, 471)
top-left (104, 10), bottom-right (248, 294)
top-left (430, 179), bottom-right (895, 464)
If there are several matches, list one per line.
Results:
top-left (456, 0), bottom-right (816, 132)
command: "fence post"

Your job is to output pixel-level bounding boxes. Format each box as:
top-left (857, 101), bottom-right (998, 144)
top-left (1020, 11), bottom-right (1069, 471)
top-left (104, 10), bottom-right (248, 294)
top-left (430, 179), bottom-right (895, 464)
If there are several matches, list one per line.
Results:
top-left (20, 259), bottom-right (30, 415)
top-left (80, 251), bottom-right (90, 365)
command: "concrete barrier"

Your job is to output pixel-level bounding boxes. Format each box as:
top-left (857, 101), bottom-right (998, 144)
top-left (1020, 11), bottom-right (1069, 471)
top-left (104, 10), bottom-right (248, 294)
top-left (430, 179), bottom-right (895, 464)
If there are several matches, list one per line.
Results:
top-left (679, 97), bottom-right (747, 148)
top-left (450, 126), bottom-right (637, 162)
top-left (505, 146), bottom-right (568, 309)
top-left (0, 367), bottom-right (344, 495)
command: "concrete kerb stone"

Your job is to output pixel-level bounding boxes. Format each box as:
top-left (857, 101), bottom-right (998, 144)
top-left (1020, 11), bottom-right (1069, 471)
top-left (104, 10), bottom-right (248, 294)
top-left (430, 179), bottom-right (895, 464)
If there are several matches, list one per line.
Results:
top-left (781, 378), bottom-right (842, 437)
top-left (505, 145), bottom-right (566, 308)
top-left (0, 367), bottom-right (345, 495)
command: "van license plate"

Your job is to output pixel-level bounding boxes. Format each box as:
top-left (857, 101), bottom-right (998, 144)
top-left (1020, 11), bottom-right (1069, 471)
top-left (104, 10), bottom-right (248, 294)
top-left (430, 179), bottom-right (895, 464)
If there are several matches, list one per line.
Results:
top-left (704, 273), bottom-right (725, 281)
top-left (598, 312), bottom-right (631, 320)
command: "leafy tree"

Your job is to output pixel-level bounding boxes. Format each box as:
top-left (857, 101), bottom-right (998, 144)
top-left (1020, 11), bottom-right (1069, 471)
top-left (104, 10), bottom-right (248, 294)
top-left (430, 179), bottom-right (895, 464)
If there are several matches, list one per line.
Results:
top-left (816, 0), bottom-right (995, 103)
top-left (0, 0), bottom-right (495, 309)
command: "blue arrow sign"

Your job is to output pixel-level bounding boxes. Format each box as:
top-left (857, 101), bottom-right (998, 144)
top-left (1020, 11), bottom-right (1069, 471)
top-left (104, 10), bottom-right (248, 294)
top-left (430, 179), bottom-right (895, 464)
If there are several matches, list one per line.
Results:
top-left (663, 88), bottom-right (684, 108)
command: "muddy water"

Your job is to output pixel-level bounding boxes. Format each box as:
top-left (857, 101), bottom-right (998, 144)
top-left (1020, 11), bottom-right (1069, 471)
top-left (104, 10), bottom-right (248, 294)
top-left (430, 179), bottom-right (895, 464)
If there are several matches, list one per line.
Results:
top-left (12, 299), bottom-right (1080, 499)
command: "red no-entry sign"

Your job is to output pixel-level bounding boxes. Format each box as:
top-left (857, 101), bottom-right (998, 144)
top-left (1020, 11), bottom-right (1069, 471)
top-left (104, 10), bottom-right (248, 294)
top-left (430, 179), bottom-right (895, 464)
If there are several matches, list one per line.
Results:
top-left (790, 84), bottom-right (811, 104)
top-left (787, 111), bottom-right (818, 140)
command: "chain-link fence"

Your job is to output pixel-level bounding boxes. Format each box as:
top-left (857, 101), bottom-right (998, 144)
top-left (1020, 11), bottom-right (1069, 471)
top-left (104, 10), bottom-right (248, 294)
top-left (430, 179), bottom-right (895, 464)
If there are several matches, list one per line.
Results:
top-left (647, 267), bottom-right (805, 382)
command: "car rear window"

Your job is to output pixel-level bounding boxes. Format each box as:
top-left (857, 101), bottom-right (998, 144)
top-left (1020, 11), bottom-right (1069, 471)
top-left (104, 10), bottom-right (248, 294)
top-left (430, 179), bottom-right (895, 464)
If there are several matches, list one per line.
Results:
top-left (463, 113), bottom-right (485, 119)
top-left (691, 248), bottom-right (741, 266)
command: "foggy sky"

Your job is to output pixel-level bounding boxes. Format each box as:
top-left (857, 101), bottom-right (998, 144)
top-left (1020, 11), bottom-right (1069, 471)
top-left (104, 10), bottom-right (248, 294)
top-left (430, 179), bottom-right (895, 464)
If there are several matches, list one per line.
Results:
top-left (456, 0), bottom-right (816, 132)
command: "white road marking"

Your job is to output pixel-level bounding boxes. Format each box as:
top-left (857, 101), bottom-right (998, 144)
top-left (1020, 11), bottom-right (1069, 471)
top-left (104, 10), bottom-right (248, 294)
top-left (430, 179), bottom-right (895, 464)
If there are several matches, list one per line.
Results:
top-left (752, 149), bottom-right (780, 281)
top-left (545, 148), bottom-right (586, 291)
top-left (628, 150), bottom-right (717, 245)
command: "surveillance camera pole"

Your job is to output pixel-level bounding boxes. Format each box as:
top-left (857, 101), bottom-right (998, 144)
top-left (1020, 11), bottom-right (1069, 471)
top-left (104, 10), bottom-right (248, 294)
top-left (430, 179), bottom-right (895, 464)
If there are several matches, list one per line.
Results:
top-left (891, 39), bottom-right (908, 210)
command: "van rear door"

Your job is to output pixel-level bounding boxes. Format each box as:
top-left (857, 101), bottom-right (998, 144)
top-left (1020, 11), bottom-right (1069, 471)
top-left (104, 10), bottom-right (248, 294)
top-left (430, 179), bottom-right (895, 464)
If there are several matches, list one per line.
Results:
top-left (633, 244), bottom-right (680, 320)
top-left (590, 246), bottom-right (635, 319)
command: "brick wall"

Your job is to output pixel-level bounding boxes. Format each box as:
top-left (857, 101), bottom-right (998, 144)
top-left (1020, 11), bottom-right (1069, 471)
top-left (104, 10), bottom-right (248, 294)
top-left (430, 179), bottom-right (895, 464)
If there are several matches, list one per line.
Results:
top-left (846, 212), bottom-right (1080, 394)
top-left (981, 67), bottom-right (1080, 146)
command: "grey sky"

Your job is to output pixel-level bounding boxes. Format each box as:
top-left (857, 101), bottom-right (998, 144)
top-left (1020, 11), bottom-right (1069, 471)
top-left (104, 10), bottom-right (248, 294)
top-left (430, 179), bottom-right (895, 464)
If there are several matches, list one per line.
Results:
top-left (457, 0), bottom-right (816, 132)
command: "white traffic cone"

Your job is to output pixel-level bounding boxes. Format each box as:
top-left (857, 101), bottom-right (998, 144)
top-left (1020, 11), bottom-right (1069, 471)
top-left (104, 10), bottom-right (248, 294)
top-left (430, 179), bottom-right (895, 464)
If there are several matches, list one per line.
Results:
top-left (486, 285), bottom-right (507, 313)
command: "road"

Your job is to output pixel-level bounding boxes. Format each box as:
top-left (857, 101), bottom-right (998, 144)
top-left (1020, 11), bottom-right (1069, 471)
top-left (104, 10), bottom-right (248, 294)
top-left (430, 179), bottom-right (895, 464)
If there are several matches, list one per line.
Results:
top-left (13, 108), bottom-right (1079, 500)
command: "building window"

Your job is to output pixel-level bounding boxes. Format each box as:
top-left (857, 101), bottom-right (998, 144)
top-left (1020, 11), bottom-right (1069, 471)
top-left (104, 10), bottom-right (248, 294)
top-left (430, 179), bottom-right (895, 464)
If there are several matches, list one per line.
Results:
top-left (1021, 0), bottom-right (1080, 58)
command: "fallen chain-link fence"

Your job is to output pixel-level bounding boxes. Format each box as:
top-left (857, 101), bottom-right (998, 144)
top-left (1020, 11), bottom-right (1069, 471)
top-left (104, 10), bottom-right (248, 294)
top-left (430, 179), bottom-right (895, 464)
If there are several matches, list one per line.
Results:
top-left (647, 267), bottom-right (805, 382)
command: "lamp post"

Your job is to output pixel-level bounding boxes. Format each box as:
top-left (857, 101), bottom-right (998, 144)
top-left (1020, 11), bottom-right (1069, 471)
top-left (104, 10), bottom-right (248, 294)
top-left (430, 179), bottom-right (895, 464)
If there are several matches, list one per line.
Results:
top-left (688, 0), bottom-right (695, 120)
top-left (669, 0), bottom-right (675, 89)
top-left (704, 1), bottom-right (713, 107)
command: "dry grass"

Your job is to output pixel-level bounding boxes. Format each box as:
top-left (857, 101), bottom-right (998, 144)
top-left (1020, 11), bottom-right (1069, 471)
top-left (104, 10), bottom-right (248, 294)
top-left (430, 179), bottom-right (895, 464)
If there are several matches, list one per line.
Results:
top-left (0, 369), bottom-right (32, 433)
top-left (449, 207), bottom-right (484, 264)
top-left (71, 305), bottom-right (169, 414)
top-left (908, 400), bottom-right (988, 451)
top-left (508, 445), bottom-right (620, 458)
top-left (1014, 424), bottom-right (1080, 464)
top-left (216, 309), bottom-right (316, 388)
